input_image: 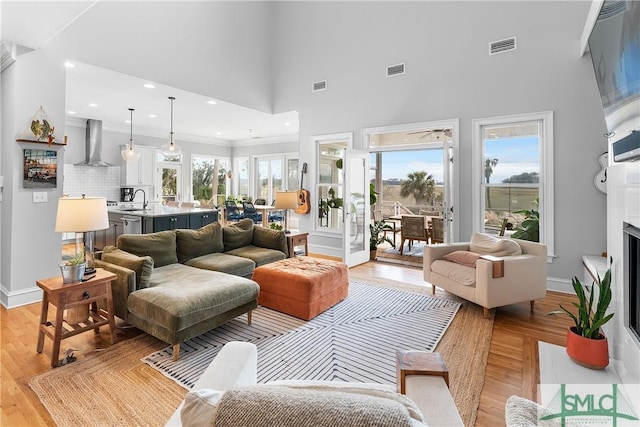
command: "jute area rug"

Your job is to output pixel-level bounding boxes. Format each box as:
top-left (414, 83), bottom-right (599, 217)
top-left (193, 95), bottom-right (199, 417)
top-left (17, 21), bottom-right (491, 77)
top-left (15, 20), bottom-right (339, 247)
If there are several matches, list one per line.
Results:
top-left (29, 276), bottom-right (494, 427)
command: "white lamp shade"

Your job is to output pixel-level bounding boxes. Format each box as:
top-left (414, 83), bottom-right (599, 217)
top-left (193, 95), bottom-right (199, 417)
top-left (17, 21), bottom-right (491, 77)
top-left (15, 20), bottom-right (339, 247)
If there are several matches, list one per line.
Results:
top-left (55, 196), bottom-right (109, 232)
top-left (274, 191), bottom-right (298, 209)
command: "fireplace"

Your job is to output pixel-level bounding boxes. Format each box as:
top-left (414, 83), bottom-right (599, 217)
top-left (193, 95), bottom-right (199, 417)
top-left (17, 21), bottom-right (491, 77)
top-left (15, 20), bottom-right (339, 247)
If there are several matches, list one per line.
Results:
top-left (624, 223), bottom-right (640, 343)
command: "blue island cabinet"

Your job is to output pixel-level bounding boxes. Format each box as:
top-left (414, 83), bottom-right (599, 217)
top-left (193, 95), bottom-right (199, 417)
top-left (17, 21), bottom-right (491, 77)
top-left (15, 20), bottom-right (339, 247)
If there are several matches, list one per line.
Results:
top-left (189, 211), bottom-right (218, 229)
top-left (143, 215), bottom-right (190, 232)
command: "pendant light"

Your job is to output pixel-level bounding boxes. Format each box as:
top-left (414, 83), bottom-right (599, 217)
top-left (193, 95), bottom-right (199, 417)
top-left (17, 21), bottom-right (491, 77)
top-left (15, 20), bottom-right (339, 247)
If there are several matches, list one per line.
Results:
top-left (121, 108), bottom-right (141, 162)
top-left (161, 96), bottom-right (181, 158)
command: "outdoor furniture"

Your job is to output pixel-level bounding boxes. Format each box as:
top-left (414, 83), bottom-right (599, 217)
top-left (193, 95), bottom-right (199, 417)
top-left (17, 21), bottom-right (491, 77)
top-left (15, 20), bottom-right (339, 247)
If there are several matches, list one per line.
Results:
top-left (373, 210), bottom-right (399, 246)
top-left (242, 202), bottom-right (262, 224)
top-left (225, 200), bottom-right (243, 222)
top-left (400, 215), bottom-right (429, 255)
top-left (430, 217), bottom-right (445, 244)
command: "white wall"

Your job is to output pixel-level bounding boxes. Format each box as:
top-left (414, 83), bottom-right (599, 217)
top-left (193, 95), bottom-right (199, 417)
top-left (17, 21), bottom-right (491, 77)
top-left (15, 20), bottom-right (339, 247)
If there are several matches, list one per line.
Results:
top-left (43, 1), bottom-right (275, 113)
top-left (272, 1), bottom-right (608, 281)
top-left (1, 49), bottom-right (66, 307)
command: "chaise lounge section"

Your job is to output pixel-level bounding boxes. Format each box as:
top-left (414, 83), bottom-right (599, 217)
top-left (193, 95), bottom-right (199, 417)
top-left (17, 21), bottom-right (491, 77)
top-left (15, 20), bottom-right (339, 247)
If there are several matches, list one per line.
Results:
top-left (96, 219), bottom-right (288, 359)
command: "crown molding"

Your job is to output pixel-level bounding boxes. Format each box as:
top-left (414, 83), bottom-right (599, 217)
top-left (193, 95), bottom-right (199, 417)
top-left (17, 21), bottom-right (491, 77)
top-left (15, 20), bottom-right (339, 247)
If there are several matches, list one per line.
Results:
top-left (232, 134), bottom-right (299, 147)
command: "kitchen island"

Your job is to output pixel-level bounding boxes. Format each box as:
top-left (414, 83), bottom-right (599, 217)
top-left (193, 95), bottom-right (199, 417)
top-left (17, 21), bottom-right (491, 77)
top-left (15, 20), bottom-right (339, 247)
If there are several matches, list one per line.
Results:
top-left (95, 205), bottom-right (218, 249)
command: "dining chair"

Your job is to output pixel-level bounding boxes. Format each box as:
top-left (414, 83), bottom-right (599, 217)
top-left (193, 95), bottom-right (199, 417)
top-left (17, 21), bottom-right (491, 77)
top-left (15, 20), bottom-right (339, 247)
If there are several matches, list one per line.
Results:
top-left (254, 198), bottom-right (267, 205)
top-left (225, 200), bottom-right (243, 222)
top-left (181, 202), bottom-right (196, 208)
top-left (400, 216), bottom-right (429, 255)
top-left (242, 202), bottom-right (262, 224)
top-left (430, 217), bottom-right (445, 244)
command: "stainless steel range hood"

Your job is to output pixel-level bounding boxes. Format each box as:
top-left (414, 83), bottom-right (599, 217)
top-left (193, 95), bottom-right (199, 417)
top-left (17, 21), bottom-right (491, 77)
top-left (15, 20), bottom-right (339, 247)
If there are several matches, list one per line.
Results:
top-left (74, 119), bottom-right (115, 167)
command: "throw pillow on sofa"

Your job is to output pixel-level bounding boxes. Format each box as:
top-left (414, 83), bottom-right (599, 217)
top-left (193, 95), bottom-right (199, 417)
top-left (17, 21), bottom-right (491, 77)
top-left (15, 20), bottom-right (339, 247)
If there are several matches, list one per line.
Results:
top-left (176, 222), bottom-right (224, 263)
top-left (223, 218), bottom-right (254, 252)
top-left (102, 246), bottom-right (154, 288)
top-left (181, 383), bottom-right (424, 427)
top-left (117, 230), bottom-right (178, 267)
top-left (252, 226), bottom-right (288, 255)
top-left (443, 250), bottom-right (481, 267)
top-left (469, 232), bottom-right (522, 257)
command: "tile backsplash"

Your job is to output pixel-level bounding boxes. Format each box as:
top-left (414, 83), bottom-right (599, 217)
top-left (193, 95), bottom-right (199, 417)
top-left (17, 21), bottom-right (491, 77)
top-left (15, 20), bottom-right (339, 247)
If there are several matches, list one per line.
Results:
top-left (63, 164), bottom-right (121, 201)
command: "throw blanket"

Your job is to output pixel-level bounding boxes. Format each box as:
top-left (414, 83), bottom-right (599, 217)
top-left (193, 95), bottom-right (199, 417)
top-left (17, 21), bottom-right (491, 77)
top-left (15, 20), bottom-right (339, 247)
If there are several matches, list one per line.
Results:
top-left (211, 385), bottom-right (415, 427)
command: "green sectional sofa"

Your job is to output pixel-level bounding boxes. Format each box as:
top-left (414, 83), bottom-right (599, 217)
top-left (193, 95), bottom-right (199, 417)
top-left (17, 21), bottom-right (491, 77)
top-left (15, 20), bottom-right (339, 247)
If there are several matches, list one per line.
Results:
top-left (95, 218), bottom-right (288, 360)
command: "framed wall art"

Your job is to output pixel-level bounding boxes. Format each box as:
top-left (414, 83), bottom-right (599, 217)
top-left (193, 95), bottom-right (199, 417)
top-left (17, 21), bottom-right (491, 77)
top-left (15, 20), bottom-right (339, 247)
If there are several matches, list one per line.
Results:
top-left (23, 149), bottom-right (57, 189)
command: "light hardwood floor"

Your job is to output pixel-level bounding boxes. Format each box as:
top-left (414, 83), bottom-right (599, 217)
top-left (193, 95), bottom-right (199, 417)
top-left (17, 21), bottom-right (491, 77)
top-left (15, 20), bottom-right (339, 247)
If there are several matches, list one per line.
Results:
top-left (1, 260), bottom-right (575, 426)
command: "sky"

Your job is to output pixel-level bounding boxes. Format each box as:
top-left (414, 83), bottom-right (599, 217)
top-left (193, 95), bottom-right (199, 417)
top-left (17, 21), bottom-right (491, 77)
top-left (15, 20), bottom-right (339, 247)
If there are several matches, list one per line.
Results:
top-left (373, 136), bottom-right (539, 184)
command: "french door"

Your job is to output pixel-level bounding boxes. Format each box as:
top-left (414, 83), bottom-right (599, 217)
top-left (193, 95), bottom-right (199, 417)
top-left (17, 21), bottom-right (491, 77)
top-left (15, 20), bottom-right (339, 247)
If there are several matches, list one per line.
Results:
top-left (343, 149), bottom-right (369, 266)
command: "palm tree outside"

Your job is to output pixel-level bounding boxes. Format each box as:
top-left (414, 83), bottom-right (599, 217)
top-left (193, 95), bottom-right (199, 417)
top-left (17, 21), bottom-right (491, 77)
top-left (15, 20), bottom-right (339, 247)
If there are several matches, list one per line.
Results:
top-left (400, 171), bottom-right (436, 212)
top-left (484, 158), bottom-right (499, 209)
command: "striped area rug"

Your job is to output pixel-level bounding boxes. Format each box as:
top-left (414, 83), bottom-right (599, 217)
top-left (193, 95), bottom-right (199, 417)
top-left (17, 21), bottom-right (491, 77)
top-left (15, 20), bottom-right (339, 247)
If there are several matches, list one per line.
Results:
top-left (142, 280), bottom-right (460, 389)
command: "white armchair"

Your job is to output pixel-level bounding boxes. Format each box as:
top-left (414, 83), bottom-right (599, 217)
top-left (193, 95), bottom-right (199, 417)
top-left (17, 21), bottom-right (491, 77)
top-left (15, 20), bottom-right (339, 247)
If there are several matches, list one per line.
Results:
top-left (424, 233), bottom-right (547, 318)
top-left (167, 342), bottom-right (463, 427)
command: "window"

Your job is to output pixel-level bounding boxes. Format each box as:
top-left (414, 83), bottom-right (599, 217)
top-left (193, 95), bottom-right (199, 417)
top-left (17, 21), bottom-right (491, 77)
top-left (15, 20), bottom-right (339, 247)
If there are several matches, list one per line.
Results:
top-left (472, 111), bottom-right (554, 261)
top-left (191, 155), bottom-right (230, 207)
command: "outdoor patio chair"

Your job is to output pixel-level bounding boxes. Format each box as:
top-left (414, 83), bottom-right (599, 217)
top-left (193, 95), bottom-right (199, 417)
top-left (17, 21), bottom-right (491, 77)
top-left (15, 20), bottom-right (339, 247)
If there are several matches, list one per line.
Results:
top-left (242, 202), bottom-right (262, 224)
top-left (430, 217), bottom-right (445, 244)
top-left (400, 215), bottom-right (429, 255)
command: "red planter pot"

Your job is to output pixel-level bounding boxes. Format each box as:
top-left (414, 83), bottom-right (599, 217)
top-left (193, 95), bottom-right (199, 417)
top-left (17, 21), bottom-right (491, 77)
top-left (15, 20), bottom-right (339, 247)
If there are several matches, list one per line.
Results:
top-left (565, 327), bottom-right (609, 370)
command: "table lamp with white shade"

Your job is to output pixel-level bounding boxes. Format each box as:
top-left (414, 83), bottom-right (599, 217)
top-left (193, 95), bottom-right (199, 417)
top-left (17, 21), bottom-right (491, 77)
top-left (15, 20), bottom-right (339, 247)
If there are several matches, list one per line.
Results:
top-left (274, 191), bottom-right (298, 234)
top-left (55, 195), bottom-right (109, 275)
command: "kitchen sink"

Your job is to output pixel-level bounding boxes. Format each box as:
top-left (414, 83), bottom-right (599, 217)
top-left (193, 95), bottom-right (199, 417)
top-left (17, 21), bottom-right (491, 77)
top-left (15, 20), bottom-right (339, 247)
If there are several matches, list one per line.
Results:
top-left (119, 208), bottom-right (145, 212)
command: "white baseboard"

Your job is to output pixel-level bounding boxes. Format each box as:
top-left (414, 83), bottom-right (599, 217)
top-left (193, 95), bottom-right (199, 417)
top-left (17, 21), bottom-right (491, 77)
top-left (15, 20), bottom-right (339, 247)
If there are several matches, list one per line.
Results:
top-left (547, 276), bottom-right (574, 294)
top-left (1, 284), bottom-right (42, 309)
top-left (307, 243), bottom-right (343, 260)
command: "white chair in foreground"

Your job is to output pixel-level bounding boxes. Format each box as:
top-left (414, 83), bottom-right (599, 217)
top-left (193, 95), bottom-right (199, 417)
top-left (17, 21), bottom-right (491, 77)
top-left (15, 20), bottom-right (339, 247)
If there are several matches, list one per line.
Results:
top-left (166, 342), bottom-right (463, 427)
top-left (424, 232), bottom-right (547, 318)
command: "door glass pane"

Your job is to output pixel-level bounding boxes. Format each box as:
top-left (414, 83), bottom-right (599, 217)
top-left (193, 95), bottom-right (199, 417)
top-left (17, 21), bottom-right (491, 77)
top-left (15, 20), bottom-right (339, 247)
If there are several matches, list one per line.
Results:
top-left (271, 159), bottom-right (283, 195)
top-left (192, 156), bottom-right (228, 207)
top-left (348, 156), bottom-right (366, 254)
top-left (162, 167), bottom-right (178, 203)
top-left (257, 160), bottom-right (269, 200)
top-left (237, 159), bottom-right (249, 199)
top-left (287, 159), bottom-right (299, 191)
top-left (317, 142), bottom-right (345, 231)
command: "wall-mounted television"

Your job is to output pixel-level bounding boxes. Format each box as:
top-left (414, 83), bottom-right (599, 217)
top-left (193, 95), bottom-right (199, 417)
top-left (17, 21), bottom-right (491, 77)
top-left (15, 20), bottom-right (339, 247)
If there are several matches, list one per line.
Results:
top-left (588, 1), bottom-right (640, 143)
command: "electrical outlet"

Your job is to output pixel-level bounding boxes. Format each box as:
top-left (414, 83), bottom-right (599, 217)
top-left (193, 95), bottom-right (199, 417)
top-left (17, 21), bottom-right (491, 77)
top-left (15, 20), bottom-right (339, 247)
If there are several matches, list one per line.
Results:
top-left (33, 192), bottom-right (47, 203)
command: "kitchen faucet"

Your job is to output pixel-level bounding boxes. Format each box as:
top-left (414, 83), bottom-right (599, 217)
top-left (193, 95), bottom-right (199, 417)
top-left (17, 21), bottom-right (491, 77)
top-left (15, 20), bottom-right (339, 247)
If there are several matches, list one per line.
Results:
top-left (133, 188), bottom-right (148, 210)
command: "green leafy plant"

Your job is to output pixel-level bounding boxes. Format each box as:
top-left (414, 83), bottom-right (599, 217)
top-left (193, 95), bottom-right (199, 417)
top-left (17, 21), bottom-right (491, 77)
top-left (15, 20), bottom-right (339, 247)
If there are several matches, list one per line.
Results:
top-left (370, 182), bottom-right (378, 206)
top-left (511, 199), bottom-right (539, 242)
top-left (269, 223), bottom-right (283, 231)
top-left (65, 249), bottom-right (86, 266)
top-left (548, 261), bottom-right (613, 339)
top-left (369, 220), bottom-right (395, 250)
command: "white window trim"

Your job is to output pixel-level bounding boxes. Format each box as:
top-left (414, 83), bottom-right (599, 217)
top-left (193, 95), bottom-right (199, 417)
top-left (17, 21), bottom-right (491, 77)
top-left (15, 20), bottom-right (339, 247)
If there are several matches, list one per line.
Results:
top-left (189, 153), bottom-right (231, 203)
top-left (471, 111), bottom-right (555, 263)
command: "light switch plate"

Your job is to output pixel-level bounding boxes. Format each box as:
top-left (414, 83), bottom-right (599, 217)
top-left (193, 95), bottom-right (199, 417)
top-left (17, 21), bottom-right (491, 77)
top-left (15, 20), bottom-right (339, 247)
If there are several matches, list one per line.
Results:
top-left (33, 192), bottom-right (47, 203)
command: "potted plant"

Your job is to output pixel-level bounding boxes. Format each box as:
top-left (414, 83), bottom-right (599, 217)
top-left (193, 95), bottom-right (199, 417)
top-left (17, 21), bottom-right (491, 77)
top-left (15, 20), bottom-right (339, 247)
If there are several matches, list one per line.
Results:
top-left (369, 220), bottom-right (395, 260)
top-left (548, 261), bottom-right (613, 369)
top-left (60, 249), bottom-right (86, 284)
top-left (511, 199), bottom-right (539, 242)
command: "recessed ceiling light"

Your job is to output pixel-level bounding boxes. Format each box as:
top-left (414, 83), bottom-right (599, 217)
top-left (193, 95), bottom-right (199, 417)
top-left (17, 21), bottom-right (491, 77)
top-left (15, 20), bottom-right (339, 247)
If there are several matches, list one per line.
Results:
top-left (216, 132), bottom-right (222, 136)
top-left (64, 61), bottom-right (75, 68)
top-left (67, 110), bottom-right (76, 115)
top-left (207, 100), bottom-right (217, 105)
top-left (144, 83), bottom-right (156, 89)
top-left (284, 122), bottom-right (291, 126)
top-left (149, 114), bottom-right (157, 118)
top-left (125, 120), bottom-right (131, 124)
top-left (88, 103), bottom-right (98, 107)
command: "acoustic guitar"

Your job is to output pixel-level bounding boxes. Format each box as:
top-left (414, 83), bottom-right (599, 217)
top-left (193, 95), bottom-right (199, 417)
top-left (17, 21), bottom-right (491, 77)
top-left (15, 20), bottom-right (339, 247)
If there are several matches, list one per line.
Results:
top-left (295, 162), bottom-right (310, 214)
top-left (594, 152), bottom-right (608, 194)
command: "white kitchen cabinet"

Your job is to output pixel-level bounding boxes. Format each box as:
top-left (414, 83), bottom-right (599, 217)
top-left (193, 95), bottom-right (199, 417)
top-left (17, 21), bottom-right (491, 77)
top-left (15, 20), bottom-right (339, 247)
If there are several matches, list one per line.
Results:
top-left (121, 145), bottom-right (155, 186)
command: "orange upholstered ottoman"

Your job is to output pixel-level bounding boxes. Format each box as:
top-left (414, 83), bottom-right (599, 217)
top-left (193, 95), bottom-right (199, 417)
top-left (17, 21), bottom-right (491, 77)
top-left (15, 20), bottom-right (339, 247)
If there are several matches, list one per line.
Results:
top-left (253, 256), bottom-right (349, 320)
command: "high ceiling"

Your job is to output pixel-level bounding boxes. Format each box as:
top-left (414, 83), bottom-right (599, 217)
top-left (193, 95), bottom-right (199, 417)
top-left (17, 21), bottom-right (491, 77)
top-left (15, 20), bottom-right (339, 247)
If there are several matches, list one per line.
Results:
top-left (1, 1), bottom-right (299, 143)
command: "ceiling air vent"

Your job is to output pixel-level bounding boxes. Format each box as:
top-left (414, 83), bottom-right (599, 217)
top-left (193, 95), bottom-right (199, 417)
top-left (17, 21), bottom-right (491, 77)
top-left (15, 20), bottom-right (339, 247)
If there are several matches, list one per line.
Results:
top-left (489, 37), bottom-right (517, 55)
top-left (386, 63), bottom-right (405, 77)
top-left (312, 80), bottom-right (327, 92)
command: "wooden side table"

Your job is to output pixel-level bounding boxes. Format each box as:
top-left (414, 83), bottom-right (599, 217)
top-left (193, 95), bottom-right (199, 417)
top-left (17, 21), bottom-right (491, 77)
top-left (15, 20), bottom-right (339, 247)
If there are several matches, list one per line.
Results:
top-left (286, 232), bottom-right (308, 258)
top-left (396, 350), bottom-right (449, 394)
top-left (36, 268), bottom-right (117, 367)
